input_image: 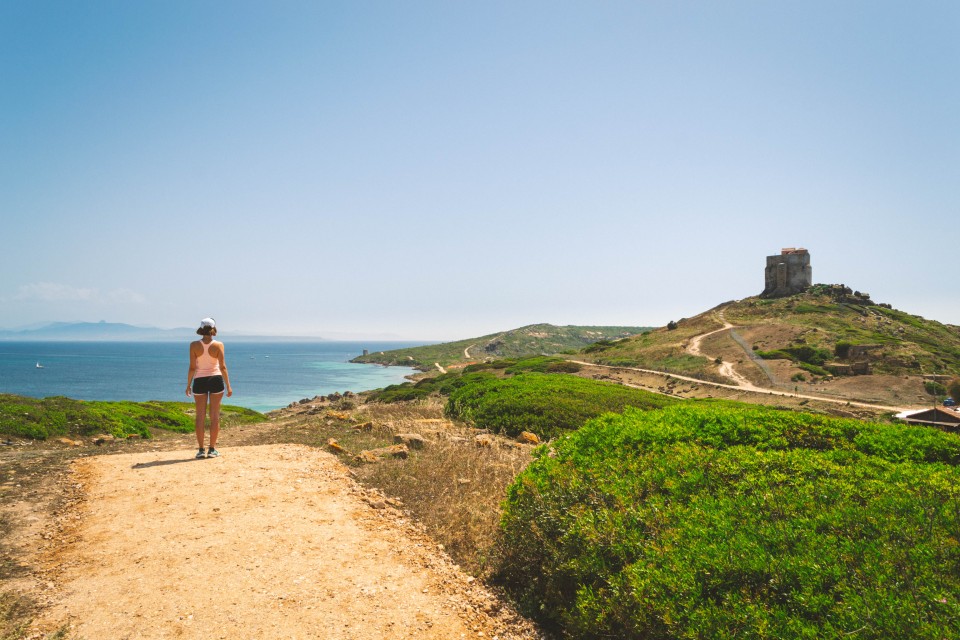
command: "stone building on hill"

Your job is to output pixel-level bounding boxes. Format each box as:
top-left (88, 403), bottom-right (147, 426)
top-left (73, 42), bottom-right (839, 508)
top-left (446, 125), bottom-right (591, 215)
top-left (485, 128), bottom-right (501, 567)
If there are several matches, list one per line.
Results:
top-left (762, 247), bottom-right (812, 298)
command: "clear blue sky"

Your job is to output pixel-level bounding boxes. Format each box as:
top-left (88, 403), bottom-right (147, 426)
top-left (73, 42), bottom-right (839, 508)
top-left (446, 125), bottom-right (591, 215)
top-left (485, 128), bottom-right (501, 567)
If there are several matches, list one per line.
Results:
top-left (2, 1), bottom-right (957, 340)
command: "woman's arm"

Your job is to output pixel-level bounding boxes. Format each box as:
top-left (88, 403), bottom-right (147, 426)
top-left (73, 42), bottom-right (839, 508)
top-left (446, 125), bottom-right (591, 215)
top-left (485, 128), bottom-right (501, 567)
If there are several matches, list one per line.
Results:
top-left (186, 342), bottom-right (198, 396)
top-left (218, 343), bottom-right (233, 397)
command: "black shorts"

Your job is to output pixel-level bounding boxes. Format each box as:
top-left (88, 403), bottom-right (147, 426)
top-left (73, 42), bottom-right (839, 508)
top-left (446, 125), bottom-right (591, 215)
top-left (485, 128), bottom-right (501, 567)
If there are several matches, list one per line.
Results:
top-left (192, 375), bottom-right (225, 395)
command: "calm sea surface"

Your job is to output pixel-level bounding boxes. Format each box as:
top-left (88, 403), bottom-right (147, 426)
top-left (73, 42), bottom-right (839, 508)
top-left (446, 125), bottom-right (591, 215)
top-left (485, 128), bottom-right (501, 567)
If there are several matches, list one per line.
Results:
top-left (0, 341), bottom-right (424, 413)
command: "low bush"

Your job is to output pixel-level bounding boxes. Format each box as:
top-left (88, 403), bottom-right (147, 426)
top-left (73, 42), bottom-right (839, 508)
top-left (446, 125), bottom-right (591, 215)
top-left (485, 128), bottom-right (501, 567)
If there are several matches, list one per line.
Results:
top-left (757, 345), bottom-right (832, 367)
top-left (925, 380), bottom-right (947, 397)
top-left (494, 404), bottom-right (960, 638)
top-left (798, 362), bottom-right (830, 377)
top-left (367, 372), bottom-right (489, 403)
top-left (503, 356), bottom-right (582, 374)
top-left (834, 340), bottom-right (853, 358)
top-left (583, 340), bottom-right (616, 353)
top-left (0, 394), bottom-right (263, 439)
top-left (445, 373), bottom-right (677, 439)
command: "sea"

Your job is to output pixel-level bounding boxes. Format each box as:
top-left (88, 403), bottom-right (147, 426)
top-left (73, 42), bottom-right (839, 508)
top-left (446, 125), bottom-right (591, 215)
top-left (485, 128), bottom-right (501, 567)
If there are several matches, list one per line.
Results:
top-left (0, 341), bottom-right (426, 413)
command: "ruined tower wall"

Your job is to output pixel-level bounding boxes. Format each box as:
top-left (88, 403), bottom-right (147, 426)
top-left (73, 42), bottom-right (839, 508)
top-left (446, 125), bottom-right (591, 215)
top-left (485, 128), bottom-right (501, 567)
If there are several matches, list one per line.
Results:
top-left (762, 248), bottom-right (812, 298)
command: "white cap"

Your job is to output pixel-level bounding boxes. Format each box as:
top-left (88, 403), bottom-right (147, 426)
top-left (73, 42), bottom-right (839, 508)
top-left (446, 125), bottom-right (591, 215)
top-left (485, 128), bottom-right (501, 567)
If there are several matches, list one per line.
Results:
top-left (200, 317), bottom-right (216, 328)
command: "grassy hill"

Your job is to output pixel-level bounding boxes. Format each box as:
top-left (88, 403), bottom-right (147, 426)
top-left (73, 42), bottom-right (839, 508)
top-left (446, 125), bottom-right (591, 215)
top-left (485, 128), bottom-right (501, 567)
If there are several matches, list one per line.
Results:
top-left (350, 323), bottom-right (649, 370)
top-left (576, 287), bottom-right (960, 405)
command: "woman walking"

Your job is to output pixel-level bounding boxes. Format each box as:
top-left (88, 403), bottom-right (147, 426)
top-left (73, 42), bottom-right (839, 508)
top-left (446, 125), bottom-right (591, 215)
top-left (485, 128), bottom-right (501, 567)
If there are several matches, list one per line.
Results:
top-left (186, 317), bottom-right (232, 458)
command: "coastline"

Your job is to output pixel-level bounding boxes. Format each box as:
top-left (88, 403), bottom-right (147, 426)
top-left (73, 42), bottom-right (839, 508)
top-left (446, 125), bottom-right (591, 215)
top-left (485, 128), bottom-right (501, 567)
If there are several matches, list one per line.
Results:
top-left (0, 340), bottom-right (425, 413)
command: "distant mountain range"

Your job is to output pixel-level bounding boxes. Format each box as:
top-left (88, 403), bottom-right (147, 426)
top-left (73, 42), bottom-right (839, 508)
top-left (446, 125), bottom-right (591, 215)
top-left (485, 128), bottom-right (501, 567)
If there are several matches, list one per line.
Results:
top-left (0, 321), bottom-right (196, 341)
top-left (0, 321), bottom-right (326, 342)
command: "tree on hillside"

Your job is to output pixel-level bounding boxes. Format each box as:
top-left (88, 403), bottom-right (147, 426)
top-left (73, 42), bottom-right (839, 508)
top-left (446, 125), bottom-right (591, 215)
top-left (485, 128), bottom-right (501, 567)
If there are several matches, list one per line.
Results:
top-left (948, 377), bottom-right (960, 402)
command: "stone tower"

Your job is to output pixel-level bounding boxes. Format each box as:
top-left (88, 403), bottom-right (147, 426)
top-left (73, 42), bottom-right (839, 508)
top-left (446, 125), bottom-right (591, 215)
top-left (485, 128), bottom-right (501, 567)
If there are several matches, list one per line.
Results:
top-left (761, 248), bottom-right (812, 298)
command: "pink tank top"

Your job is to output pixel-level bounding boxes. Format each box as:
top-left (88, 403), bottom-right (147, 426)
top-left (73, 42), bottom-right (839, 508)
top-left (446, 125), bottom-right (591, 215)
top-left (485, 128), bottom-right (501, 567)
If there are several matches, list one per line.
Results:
top-left (195, 341), bottom-right (222, 378)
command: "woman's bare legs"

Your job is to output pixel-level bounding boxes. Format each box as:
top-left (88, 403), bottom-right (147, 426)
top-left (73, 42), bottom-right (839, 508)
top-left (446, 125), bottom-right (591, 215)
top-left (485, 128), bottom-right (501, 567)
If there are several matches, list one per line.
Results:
top-left (194, 393), bottom-right (208, 449)
top-left (209, 391), bottom-right (224, 449)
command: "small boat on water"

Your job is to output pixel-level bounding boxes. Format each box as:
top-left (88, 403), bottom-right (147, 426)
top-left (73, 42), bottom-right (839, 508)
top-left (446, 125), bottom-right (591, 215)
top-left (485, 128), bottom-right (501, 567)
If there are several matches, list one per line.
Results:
top-left (35, 362), bottom-right (44, 368)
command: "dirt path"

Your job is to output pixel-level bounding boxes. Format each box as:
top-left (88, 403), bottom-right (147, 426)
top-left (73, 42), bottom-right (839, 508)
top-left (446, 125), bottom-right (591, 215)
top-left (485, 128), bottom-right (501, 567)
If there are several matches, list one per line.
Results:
top-left (685, 313), bottom-right (767, 391)
top-left (569, 359), bottom-right (905, 413)
top-left (29, 444), bottom-right (538, 639)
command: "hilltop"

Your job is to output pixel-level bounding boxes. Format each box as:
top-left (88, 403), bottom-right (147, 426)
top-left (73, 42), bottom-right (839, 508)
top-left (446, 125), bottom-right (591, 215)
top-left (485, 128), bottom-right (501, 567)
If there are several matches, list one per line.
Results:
top-left (350, 323), bottom-right (649, 370)
top-left (575, 285), bottom-right (960, 408)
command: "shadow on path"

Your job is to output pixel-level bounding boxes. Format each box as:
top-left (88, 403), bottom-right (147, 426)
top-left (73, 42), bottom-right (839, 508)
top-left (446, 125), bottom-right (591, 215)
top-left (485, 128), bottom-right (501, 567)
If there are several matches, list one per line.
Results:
top-left (132, 458), bottom-right (203, 470)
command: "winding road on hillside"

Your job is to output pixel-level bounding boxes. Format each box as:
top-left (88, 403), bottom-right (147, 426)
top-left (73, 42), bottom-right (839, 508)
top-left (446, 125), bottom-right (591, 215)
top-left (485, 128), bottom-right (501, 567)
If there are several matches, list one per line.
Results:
top-left (570, 309), bottom-right (906, 413)
top-left (684, 312), bottom-right (764, 391)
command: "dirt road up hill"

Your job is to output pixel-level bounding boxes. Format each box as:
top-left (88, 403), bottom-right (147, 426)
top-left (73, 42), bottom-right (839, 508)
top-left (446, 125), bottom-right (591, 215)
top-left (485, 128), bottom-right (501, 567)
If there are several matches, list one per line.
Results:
top-left (30, 444), bottom-right (538, 640)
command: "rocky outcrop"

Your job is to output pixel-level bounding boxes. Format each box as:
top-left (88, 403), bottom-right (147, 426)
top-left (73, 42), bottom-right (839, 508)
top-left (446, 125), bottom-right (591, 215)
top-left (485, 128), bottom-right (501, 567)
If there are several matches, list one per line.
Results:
top-left (394, 433), bottom-right (425, 449)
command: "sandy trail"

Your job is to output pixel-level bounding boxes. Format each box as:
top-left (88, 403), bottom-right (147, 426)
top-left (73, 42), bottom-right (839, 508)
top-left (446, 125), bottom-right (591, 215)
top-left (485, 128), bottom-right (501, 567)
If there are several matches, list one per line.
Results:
top-left (32, 444), bottom-right (535, 639)
top-left (687, 313), bottom-right (791, 392)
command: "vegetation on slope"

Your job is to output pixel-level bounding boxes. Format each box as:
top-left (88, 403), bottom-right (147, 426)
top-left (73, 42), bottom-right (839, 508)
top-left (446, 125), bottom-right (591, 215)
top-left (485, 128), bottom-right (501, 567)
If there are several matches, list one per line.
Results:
top-left (350, 323), bottom-right (649, 370)
top-left (368, 356), bottom-right (681, 439)
top-left (445, 372), bottom-right (678, 439)
top-left (494, 404), bottom-right (960, 639)
top-left (726, 290), bottom-right (960, 376)
top-left (0, 394), bottom-right (264, 440)
top-left (577, 291), bottom-right (960, 381)
top-left (576, 311), bottom-right (729, 380)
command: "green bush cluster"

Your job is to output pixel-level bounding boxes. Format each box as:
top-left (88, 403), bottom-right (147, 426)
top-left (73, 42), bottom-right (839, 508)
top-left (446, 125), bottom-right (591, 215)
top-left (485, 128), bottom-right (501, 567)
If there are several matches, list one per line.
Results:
top-left (494, 404), bottom-right (960, 639)
top-left (369, 357), bottom-right (584, 404)
top-left (445, 373), bottom-right (677, 439)
top-left (0, 394), bottom-right (264, 439)
top-left (503, 356), bottom-right (582, 374)
top-left (757, 345), bottom-right (831, 367)
top-left (834, 340), bottom-right (853, 358)
top-left (797, 362), bottom-right (830, 377)
top-left (583, 339), bottom-right (617, 353)
top-left (925, 380), bottom-right (947, 397)
top-left (367, 372), bottom-right (492, 403)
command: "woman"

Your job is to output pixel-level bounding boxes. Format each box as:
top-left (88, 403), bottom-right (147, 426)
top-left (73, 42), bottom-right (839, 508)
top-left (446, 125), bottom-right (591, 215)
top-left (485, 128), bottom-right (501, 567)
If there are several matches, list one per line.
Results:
top-left (186, 317), bottom-right (233, 458)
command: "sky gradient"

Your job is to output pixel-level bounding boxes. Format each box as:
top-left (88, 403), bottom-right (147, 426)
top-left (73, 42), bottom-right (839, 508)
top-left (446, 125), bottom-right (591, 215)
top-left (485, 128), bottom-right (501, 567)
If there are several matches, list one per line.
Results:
top-left (2, 1), bottom-right (957, 340)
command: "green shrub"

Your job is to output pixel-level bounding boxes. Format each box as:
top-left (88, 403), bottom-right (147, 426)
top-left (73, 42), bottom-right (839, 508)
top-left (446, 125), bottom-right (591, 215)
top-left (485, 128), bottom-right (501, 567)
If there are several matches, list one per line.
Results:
top-left (835, 340), bottom-right (853, 358)
top-left (0, 395), bottom-right (263, 439)
top-left (798, 362), bottom-right (830, 377)
top-left (368, 372), bottom-right (494, 403)
top-left (758, 346), bottom-right (832, 367)
top-left (756, 349), bottom-right (791, 361)
top-left (445, 373), bottom-right (677, 439)
top-left (583, 340), bottom-right (615, 353)
top-left (949, 378), bottom-right (960, 403)
top-left (494, 404), bottom-right (960, 638)
top-left (546, 360), bottom-right (583, 374)
top-left (498, 356), bottom-right (584, 374)
top-left (925, 380), bottom-right (947, 397)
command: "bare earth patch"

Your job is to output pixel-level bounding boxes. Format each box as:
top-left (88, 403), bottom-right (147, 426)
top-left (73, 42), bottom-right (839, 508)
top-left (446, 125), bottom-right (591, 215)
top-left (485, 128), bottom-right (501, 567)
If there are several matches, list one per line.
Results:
top-left (27, 444), bottom-right (540, 639)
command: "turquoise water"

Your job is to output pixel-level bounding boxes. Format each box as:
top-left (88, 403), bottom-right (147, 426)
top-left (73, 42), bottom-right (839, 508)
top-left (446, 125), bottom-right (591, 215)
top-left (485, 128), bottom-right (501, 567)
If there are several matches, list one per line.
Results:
top-left (0, 341), bottom-right (424, 412)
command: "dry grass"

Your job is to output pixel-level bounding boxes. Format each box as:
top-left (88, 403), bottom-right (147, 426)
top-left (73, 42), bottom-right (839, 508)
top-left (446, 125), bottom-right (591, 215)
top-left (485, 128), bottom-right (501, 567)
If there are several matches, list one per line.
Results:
top-left (267, 397), bottom-right (536, 576)
top-left (0, 591), bottom-right (30, 640)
